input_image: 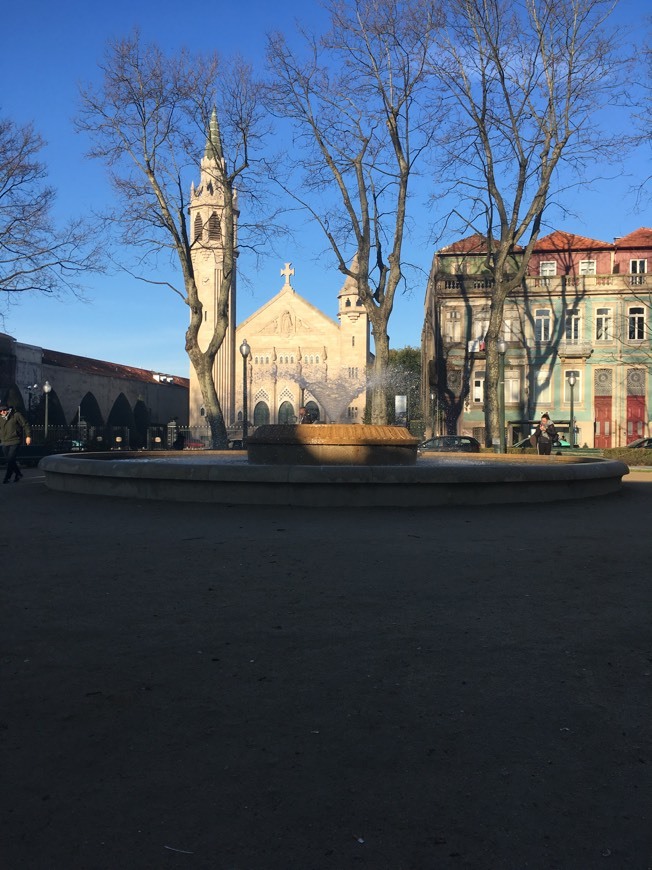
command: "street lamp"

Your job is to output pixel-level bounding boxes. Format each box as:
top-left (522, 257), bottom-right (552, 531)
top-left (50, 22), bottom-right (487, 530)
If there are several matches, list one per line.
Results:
top-left (568, 373), bottom-right (576, 448)
top-left (239, 338), bottom-right (251, 447)
top-left (25, 383), bottom-right (38, 420)
top-left (430, 390), bottom-right (436, 438)
top-left (497, 340), bottom-right (507, 453)
top-left (43, 380), bottom-right (52, 439)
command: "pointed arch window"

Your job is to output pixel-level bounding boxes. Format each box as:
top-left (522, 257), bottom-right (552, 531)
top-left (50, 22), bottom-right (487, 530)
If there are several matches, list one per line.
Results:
top-left (194, 214), bottom-right (203, 242)
top-left (208, 212), bottom-right (221, 242)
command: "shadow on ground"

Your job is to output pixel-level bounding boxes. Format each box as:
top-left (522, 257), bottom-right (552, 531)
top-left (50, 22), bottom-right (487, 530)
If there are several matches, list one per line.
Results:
top-left (2, 472), bottom-right (651, 869)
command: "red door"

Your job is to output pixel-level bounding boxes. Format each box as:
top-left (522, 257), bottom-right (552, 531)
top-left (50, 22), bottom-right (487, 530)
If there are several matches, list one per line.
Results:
top-left (594, 396), bottom-right (612, 448)
top-left (626, 395), bottom-right (646, 443)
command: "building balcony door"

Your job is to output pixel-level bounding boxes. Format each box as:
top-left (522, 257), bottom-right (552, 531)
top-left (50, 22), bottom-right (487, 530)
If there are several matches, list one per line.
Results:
top-left (626, 395), bottom-right (646, 443)
top-left (594, 396), bottom-right (612, 449)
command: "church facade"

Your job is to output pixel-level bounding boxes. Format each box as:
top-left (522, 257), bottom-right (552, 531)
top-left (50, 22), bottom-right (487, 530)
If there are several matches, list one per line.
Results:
top-left (188, 125), bottom-right (371, 430)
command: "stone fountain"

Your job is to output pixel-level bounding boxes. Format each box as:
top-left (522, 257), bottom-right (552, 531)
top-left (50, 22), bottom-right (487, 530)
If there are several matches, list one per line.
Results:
top-left (39, 422), bottom-right (629, 507)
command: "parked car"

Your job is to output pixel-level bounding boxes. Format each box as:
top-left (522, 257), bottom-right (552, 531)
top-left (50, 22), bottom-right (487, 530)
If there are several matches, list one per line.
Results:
top-left (513, 435), bottom-right (571, 449)
top-left (183, 439), bottom-right (207, 450)
top-left (626, 437), bottom-right (652, 449)
top-left (420, 435), bottom-right (481, 453)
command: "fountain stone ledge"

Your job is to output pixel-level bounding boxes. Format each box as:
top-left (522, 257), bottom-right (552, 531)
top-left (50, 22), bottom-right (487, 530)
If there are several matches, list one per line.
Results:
top-left (247, 424), bottom-right (420, 466)
top-left (39, 424), bottom-right (629, 507)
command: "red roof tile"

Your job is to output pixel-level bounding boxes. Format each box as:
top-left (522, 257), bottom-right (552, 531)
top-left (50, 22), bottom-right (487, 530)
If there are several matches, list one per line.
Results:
top-left (42, 348), bottom-right (189, 387)
top-left (614, 227), bottom-right (652, 248)
top-left (533, 231), bottom-right (612, 252)
top-left (439, 234), bottom-right (523, 254)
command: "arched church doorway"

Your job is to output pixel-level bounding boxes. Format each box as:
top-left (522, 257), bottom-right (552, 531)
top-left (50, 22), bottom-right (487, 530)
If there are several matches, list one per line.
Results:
top-left (278, 401), bottom-right (295, 424)
top-left (253, 402), bottom-right (270, 426)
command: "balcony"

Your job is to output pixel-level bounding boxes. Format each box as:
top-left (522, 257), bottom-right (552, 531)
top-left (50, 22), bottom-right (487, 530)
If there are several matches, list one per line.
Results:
top-left (557, 340), bottom-right (594, 359)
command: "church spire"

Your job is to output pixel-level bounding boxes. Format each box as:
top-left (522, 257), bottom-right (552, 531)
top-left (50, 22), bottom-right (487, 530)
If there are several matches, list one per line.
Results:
top-left (204, 107), bottom-right (223, 163)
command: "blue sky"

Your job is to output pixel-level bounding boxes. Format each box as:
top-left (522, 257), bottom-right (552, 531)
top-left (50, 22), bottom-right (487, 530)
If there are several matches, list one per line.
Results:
top-left (1, 0), bottom-right (649, 377)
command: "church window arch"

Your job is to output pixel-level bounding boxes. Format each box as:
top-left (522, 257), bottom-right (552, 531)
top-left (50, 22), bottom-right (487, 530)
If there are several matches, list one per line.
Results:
top-left (278, 401), bottom-right (295, 424)
top-left (253, 402), bottom-right (270, 426)
top-left (356, 299), bottom-right (363, 306)
top-left (352, 336), bottom-right (355, 346)
top-left (193, 214), bottom-right (203, 242)
top-left (290, 355), bottom-right (294, 364)
top-left (315, 355), bottom-right (320, 364)
top-left (345, 298), bottom-right (351, 307)
top-left (265, 356), bottom-right (270, 364)
top-left (208, 212), bottom-right (221, 242)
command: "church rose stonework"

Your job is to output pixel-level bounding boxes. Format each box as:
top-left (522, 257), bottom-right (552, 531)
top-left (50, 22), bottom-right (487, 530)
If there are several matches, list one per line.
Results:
top-left (188, 127), bottom-right (372, 430)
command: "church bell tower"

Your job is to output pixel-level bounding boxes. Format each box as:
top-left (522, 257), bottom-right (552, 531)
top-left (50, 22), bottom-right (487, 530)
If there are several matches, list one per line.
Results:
top-left (188, 109), bottom-right (237, 428)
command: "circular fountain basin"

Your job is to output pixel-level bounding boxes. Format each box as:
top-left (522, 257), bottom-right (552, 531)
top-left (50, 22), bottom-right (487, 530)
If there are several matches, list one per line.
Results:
top-left (40, 444), bottom-right (629, 507)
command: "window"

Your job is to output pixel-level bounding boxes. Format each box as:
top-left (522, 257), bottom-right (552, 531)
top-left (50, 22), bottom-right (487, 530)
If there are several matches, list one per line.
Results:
top-left (352, 336), bottom-right (355, 346)
top-left (539, 261), bottom-right (556, 277)
top-left (345, 298), bottom-right (351, 307)
top-left (536, 371), bottom-right (551, 405)
top-left (502, 318), bottom-right (518, 341)
top-left (445, 309), bottom-right (462, 342)
top-left (472, 310), bottom-right (489, 342)
top-left (193, 214), bottom-right (203, 242)
top-left (505, 373), bottom-right (520, 403)
top-left (565, 311), bottom-right (580, 342)
top-left (207, 212), bottom-right (221, 242)
top-left (579, 260), bottom-right (596, 275)
top-left (596, 308), bottom-right (612, 341)
top-left (564, 370), bottom-right (582, 402)
top-left (628, 306), bottom-right (645, 340)
top-left (535, 309), bottom-right (552, 341)
top-left (473, 371), bottom-right (485, 404)
top-left (631, 259), bottom-right (647, 285)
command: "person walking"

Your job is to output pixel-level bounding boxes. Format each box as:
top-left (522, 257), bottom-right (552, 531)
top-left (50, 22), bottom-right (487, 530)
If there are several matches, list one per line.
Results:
top-left (530, 412), bottom-right (558, 456)
top-left (0, 403), bottom-right (32, 483)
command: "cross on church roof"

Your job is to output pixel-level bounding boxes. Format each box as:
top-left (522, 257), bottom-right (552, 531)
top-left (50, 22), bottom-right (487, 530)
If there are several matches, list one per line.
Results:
top-left (280, 262), bottom-right (295, 288)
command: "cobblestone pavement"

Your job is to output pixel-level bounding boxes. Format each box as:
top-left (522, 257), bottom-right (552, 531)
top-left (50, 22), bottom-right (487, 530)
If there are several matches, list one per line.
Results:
top-left (2, 469), bottom-right (651, 869)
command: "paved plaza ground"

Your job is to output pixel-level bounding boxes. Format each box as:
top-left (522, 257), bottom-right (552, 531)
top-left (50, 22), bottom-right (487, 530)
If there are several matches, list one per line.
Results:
top-left (1, 467), bottom-right (651, 869)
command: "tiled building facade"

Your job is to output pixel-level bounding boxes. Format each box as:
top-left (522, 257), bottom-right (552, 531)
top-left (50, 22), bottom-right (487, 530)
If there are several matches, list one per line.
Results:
top-left (422, 228), bottom-right (652, 447)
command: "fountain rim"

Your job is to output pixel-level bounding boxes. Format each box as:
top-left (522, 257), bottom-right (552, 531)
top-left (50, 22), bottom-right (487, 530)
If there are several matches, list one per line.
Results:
top-left (39, 450), bottom-right (630, 507)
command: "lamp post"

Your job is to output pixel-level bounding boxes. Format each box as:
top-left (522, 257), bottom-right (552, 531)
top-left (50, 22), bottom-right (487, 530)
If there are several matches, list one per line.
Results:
top-left (43, 380), bottom-right (52, 439)
top-left (568, 373), bottom-right (576, 447)
top-left (497, 340), bottom-right (507, 453)
top-left (239, 338), bottom-right (251, 447)
top-left (430, 390), bottom-right (436, 438)
top-left (25, 383), bottom-right (38, 420)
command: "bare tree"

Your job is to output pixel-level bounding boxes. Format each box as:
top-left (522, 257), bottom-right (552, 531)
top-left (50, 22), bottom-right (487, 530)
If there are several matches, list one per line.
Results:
top-left (432, 0), bottom-right (627, 444)
top-left (267, 0), bottom-right (442, 424)
top-left (0, 115), bottom-right (101, 300)
top-left (77, 32), bottom-right (269, 447)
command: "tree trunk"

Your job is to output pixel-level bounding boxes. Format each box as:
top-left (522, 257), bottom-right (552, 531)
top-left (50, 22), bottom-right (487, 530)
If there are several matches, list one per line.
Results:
top-left (370, 330), bottom-right (390, 425)
top-left (187, 344), bottom-right (228, 448)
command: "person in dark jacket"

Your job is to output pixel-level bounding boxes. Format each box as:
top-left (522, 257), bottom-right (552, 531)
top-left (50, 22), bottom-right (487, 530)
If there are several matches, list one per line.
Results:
top-left (0, 403), bottom-right (32, 483)
top-left (531, 412), bottom-right (557, 456)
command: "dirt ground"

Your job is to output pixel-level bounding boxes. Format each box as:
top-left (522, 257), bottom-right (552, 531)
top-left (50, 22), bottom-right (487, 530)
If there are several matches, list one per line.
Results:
top-left (1, 469), bottom-right (651, 870)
